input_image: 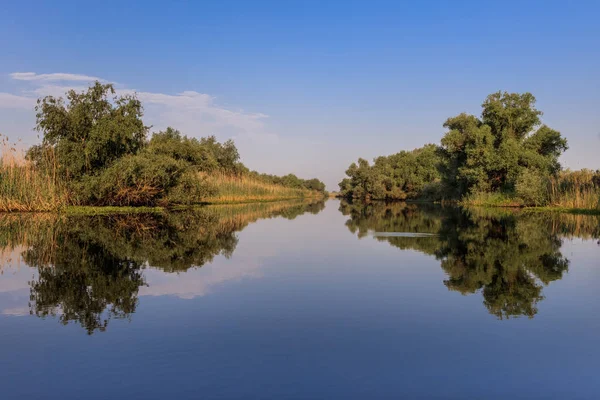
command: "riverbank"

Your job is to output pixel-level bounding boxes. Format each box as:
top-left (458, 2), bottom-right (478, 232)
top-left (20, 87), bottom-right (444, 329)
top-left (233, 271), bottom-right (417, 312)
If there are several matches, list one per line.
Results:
top-left (64, 196), bottom-right (327, 215)
top-left (460, 194), bottom-right (600, 215)
top-left (336, 196), bottom-right (600, 216)
top-left (0, 161), bottom-right (326, 213)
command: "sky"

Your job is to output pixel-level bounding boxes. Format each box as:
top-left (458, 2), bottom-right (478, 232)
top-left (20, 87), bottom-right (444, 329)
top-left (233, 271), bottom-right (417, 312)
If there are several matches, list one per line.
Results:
top-left (1, 0), bottom-right (599, 189)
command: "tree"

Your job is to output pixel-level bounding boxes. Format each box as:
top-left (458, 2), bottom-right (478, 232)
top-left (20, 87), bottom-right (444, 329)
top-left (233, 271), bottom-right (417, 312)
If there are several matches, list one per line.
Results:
top-left (23, 82), bottom-right (327, 206)
top-left (438, 91), bottom-right (568, 201)
top-left (338, 145), bottom-right (442, 201)
top-left (29, 82), bottom-right (148, 180)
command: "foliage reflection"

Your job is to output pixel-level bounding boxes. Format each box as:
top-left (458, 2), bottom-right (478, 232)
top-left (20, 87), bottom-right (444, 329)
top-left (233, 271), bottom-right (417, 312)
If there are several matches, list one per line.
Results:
top-left (0, 200), bottom-right (325, 334)
top-left (340, 201), bottom-right (599, 319)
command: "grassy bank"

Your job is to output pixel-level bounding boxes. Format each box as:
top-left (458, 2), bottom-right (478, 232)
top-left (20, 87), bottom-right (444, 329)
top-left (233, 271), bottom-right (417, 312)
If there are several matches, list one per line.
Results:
top-left (201, 173), bottom-right (324, 204)
top-left (0, 161), bottom-right (324, 212)
top-left (460, 170), bottom-right (600, 214)
top-left (461, 197), bottom-right (600, 215)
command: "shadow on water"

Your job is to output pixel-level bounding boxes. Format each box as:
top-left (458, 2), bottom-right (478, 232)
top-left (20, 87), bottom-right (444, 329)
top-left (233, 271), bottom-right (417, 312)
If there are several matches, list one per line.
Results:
top-left (340, 201), bottom-right (600, 320)
top-left (0, 200), bottom-right (325, 334)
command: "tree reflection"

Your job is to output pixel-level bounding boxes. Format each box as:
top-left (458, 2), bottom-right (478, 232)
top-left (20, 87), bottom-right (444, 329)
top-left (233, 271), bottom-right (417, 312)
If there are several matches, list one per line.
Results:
top-left (0, 200), bottom-right (324, 334)
top-left (340, 201), bottom-right (598, 319)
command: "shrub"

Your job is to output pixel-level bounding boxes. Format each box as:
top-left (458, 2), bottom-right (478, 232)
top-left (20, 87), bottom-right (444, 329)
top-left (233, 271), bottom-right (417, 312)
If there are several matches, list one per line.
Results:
top-left (166, 171), bottom-right (217, 205)
top-left (78, 154), bottom-right (190, 206)
top-left (515, 169), bottom-right (549, 206)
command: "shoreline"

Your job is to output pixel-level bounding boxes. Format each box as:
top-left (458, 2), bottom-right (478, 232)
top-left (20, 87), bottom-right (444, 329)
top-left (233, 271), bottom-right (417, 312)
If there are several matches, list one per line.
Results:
top-left (0, 196), bottom-right (328, 215)
top-left (335, 197), bottom-right (600, 216)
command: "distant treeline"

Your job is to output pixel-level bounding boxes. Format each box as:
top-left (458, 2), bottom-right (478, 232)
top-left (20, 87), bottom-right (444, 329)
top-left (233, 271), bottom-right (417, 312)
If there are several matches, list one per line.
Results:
top-left (339, 92), bottom-right (600, 209)
top-left (0, 82), bottom-right (326, 210)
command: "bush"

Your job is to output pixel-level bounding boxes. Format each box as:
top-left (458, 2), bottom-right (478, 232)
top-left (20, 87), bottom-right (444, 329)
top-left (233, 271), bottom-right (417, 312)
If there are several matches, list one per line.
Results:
top-left (166, 171), bottom-right (217, 205)
top-left (421, 181), bottom-right (443, 201)
top-left (515, 169), bottom-right (549, 206)
top-left (78, 154), bottom-right (190, 206)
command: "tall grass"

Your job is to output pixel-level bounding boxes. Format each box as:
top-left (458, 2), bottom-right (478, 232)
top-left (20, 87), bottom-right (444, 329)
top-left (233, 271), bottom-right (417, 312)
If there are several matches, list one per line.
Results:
top-left (0, 136), bottom-right (68, 212)
top-left (548, 169), bottom-right (600, 210)
top-left (462, 192), bottom-right (525, 207)
top-left (201, 172), bottom-right (323, 204)
top-left (463, 170), bottom-right (600, 211)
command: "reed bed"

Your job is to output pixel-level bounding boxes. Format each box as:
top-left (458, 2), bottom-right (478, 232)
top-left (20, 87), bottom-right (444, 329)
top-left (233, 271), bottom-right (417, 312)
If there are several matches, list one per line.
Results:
top-left (201, 172), bottom-right (322, 204)
top-left (462, 169), bottom-right (600, 212)
top-left (548, 169), bottom-right (600, 210)
top-left (0, 136), bottom-right (68, 212)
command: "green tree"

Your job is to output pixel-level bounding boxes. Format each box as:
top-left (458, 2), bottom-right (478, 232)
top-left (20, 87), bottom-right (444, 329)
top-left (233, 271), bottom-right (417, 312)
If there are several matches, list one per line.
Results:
top-left (29, 82), bottom-right (148, 180)
top-left (22, 82), bottom-right (328, 206)
top-left (339, 145), bottom-right (442, 201)
top-left (439, 92), bottom-right (568, 201)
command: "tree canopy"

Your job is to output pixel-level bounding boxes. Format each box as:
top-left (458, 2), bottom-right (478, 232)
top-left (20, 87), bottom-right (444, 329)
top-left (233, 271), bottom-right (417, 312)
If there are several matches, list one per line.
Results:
top-left (338, 91), bottom-right (570, 206)
top-left (339, 144), bottom-right (442, 201)
top-left (439, 91), bottom-right (568, 200)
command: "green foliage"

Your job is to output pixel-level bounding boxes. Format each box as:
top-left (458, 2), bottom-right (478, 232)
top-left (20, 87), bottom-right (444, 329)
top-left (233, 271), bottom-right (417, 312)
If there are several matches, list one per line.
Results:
top-left (167, 171), bottom-right (217, 205)
top-left (439, 92), bottom-right (568, 201)
top-left (146, 127), bottom-right (243, 174)
top-left (76, 153), bottom-right (198, 206)
top-left (16, 83), bottom-right (326, 207)
top-left (339, 91), bottom-right (575, 207)
top-left (481, 91), bottom-right (542, 140)
top-left (515, 169), bottom-right (549, 206)
top-left (29, 82), bottom-right (148, 180)
top-left (339, 144), bottom-right (442, 201)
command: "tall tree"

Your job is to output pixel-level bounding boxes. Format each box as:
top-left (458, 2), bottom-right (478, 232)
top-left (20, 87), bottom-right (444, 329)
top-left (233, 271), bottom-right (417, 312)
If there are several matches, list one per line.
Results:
top-left (29, 82), bottom-right (148, 180)
top-left (439, 91), bottom-right (568, 199)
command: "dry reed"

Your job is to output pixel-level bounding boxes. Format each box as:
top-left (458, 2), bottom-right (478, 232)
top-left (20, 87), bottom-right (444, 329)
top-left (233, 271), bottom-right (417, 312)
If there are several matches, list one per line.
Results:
top-left (0, 135), bottom-right (69, 212)
top-left (548, 169), bottom-right (600, 210)
top-left (201, 172), bottom-right (322, 203)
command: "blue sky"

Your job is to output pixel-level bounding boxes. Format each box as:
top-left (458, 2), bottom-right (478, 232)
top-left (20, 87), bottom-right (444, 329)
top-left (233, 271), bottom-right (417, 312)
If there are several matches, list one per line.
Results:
top-left (1, 0), bottom-right (599, 189)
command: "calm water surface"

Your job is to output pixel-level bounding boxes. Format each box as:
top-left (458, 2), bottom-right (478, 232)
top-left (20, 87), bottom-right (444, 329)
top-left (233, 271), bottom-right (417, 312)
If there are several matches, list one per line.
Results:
top-left (1, 200), bottom-right (599, 399)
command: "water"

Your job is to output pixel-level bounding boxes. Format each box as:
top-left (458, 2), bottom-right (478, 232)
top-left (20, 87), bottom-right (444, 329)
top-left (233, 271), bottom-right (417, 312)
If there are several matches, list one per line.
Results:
top-left (0, 200), bottom-right (598, 399)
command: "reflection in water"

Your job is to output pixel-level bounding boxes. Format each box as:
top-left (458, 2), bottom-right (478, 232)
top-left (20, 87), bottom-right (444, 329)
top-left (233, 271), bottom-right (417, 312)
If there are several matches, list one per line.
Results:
top-left (340, 201), bottom-right (600, 319)
top-left (0, 200), bottom-right (325, 334)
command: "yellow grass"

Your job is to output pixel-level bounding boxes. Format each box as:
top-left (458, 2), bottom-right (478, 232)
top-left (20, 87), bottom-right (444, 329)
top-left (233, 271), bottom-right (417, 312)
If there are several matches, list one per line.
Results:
top-left (548, 170), bottom-right (600, 210)
top-left (201, 172), bottom-right (324, 203)
top-left (0, 136), bottom-right (69, 212)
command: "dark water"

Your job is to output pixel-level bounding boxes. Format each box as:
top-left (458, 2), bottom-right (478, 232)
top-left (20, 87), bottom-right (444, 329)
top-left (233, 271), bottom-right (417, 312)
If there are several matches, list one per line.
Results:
top-left (0, 200), bottom-right (599, 400)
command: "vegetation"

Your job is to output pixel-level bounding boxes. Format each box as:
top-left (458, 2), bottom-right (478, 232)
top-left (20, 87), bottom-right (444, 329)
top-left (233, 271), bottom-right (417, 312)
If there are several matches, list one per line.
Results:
top-left (339, 144), bottom-right (441, 201)
top-left (340, 201), bottom-right (599, 319)
top-left (339, 91), bottom-right (599, 210)
top-left (201, 173), bottom-right (322, 204)
top-left (0, 135), bottom-right (69, 211)
top-left (0, 199), bottom-right (324, 333)
top-left (0, 83), bottom-right (326, 211)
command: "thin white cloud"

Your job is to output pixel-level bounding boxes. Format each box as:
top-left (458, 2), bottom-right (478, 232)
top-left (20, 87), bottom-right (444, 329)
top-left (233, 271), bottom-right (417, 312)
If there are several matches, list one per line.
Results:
top-left (134, 90), bottom-right (268, 132)
top-left (140, 257), bottom-right (264, 299)
top-left (1, 306), bottom-right (30, 317)
top-left (0, 93), bottom-right (36, 109)
top-left (10, 72), bottom-right (105, 82)
top-left (2, 72), bottom-right (270, 137)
